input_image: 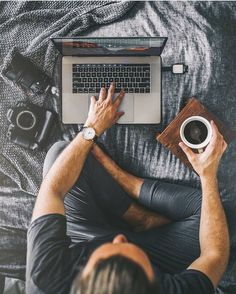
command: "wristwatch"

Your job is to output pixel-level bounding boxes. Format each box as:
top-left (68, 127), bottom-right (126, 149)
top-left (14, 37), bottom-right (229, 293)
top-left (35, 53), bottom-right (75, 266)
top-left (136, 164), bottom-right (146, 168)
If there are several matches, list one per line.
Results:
top-left (80, 126), bottom-right (98, 142)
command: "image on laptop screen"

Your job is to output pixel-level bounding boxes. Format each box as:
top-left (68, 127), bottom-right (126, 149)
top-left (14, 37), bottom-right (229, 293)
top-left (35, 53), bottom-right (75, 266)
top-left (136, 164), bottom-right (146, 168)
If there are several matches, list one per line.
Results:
top-left (52, 37), bottom-right (167, 56)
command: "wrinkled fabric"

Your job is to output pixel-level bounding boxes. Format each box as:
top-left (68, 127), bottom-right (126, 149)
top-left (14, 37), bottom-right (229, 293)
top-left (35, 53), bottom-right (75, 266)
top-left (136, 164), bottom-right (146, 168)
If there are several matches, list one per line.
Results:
top-left (0, 1), bottom-right (236, 293)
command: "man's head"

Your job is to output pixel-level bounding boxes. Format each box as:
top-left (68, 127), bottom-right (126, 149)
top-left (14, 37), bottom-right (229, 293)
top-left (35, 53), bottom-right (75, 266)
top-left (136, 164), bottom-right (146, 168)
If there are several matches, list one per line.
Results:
top-left (71, 234), bottom-right (159, 294)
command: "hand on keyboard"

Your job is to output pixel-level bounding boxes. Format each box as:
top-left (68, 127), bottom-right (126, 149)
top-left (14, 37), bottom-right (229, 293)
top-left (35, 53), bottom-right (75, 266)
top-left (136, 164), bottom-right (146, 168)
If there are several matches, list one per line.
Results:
top-left (84, 83), bottom-right (125, 136)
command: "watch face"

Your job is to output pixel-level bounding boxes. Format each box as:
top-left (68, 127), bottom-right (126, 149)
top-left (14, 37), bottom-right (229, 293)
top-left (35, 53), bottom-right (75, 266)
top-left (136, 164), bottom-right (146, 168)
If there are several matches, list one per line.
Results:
top-left (83, 127), bottom-right (96, 140)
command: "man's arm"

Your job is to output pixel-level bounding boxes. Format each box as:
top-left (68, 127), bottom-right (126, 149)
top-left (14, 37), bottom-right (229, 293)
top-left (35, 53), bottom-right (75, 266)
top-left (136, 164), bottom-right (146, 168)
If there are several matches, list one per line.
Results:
top-left (32, 84), bottom-right (125, 222)
top-left (91, 144), bottom-right (143, 199)
top-left (91, 145), bottom-right (171, 230)
top-left (32, 134), bottom-right (93, 221)
top-left (179, 121), bottom-right (229, 288)
top-left (187, 175), bottom-right (229, 287)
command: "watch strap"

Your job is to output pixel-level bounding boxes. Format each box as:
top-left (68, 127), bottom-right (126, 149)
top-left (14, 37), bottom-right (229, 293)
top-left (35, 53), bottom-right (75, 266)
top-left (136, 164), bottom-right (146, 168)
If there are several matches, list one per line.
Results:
top-left (92, 134), bottom-right (98, 143)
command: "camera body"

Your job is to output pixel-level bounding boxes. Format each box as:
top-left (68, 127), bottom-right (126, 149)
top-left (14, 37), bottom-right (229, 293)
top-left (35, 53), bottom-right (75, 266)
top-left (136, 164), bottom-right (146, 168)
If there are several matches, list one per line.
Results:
top-left (7, 102), bottom-right (55, 150)
top-left (4, 52), bottom-right (52, 95)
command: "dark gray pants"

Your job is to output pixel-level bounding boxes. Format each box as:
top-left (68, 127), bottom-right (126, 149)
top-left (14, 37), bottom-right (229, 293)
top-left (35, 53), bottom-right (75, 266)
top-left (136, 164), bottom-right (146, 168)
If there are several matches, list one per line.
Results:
top-left (43, 141), bottom-right (202, 274)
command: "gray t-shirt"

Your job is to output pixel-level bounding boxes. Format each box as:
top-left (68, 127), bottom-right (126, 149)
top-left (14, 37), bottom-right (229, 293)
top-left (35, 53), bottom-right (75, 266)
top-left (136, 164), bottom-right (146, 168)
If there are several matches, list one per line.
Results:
top-left (26, 214), bottom-right (214, 294)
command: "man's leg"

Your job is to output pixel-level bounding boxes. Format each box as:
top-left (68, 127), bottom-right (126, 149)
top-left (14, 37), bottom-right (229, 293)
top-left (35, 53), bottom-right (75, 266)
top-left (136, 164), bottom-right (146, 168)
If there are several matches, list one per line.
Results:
top-left (86, 144), bottom-right (202, 271)
top-left (43, 141), bottom-right (136, 242)
top-left (138, 179), bottom-right (202, 220)
top-left (129, 214), bottom-right (200, 274)
top-left (76, 152), bottom-right (171, 231)
top-left (128, 179), bottom-right (202, 273)
top-left (90, 144), bottom-right (200, 229)
top-left (43, 142), bottom-right (116, 243)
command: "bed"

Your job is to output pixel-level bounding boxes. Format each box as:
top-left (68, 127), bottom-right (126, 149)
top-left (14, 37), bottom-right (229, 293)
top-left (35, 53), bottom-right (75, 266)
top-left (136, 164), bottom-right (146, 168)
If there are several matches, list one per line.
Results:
top-left (0, 1), bottom-right (235, 293)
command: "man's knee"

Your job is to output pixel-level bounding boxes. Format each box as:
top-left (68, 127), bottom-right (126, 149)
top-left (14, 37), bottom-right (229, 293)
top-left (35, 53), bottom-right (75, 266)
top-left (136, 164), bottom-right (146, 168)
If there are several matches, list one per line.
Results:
top-left (43, 141), bottom-right (69, 178)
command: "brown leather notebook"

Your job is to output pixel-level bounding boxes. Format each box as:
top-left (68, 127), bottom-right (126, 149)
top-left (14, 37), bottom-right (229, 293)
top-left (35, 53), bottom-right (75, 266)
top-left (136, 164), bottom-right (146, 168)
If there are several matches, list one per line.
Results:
top-left (156, 97), bottom-right (236, 170)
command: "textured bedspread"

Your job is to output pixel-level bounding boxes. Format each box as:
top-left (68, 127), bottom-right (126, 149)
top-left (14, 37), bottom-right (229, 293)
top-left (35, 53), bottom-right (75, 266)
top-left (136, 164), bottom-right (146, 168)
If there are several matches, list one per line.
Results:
top-left (0, 1), bottom-right (235, 293)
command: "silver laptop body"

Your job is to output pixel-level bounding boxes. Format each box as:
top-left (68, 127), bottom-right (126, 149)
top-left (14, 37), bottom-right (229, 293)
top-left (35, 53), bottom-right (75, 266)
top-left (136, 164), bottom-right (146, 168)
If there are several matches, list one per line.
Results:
top-left (52, 37), bottom-right (167, 124)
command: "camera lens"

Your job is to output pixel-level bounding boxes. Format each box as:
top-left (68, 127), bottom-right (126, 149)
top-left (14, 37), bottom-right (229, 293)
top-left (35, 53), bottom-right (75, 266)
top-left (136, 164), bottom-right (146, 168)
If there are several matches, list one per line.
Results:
top-left (16, 110), bottom-right (36, 130)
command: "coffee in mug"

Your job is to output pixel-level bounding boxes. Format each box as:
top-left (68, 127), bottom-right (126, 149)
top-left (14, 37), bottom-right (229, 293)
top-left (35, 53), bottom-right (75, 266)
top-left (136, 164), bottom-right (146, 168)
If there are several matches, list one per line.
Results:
top-left (180, 116), bottom-right (212, 153)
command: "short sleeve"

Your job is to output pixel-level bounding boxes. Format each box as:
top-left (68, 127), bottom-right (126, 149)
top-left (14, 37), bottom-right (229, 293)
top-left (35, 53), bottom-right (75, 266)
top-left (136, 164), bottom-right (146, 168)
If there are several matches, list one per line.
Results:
top-left (160, 269), bottom-right (214, 294)
top-left (26, 214), bottom-right (76, 294)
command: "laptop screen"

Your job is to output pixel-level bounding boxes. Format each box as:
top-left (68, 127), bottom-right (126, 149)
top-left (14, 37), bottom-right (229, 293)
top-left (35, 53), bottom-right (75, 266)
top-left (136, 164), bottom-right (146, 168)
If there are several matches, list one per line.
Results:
top-left (52, 37), bottom-right (167, 56)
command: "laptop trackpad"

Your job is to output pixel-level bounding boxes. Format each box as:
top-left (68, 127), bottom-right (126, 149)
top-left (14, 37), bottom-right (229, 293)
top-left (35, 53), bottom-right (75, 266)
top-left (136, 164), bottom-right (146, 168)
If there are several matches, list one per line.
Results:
top-left (116, 93), bottom-right (134, 123)
top-left (88, 93), bottom-right (134, 123)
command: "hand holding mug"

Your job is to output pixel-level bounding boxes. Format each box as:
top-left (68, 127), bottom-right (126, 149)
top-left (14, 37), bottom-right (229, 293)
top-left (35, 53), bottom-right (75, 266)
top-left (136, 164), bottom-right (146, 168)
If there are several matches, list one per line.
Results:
top-left (180, 116), bottom-right (212, 153)
top-left (179, 120), bottom-right (228, 177)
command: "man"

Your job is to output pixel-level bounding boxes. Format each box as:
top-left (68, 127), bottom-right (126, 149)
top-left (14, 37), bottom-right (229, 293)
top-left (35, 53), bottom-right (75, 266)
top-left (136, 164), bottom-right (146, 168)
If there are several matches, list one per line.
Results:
top-left (26, 83), bottom-right (229, 294)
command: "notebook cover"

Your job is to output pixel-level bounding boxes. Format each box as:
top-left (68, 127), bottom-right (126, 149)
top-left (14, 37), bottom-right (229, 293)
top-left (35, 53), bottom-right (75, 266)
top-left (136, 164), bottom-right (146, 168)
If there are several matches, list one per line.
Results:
top-left (156, 97), bottom-right (236, 170)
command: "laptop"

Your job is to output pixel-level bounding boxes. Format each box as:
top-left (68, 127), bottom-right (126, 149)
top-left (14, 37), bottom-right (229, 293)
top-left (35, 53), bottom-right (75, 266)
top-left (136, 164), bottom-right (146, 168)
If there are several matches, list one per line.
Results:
top-left (51, 37), bottom-right (167, 124)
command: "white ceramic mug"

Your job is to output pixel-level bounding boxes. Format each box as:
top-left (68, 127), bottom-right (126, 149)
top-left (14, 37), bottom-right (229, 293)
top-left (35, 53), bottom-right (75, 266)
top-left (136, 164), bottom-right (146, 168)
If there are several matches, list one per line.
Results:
top-left (180, 116), bottom-right (212, 153)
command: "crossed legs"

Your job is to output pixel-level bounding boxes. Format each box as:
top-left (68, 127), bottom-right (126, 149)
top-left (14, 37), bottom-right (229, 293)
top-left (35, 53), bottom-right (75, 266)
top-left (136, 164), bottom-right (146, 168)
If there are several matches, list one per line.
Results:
top-left (43, 141), bottom-right (202, 273)
top-left (43, 142), bottom-right (170, 236)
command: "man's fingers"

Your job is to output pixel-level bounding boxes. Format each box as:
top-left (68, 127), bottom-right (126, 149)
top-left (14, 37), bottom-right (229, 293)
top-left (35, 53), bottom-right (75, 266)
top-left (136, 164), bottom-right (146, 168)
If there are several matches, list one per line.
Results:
top-left (107, 82), bottom-right (115, 101)
top-left (222, 140), bottom-right (228, 152)
top-left (208, 120), bottom-right (223, 148)
top-left (115, 111), bottom-right (125, 121)
top-left (210, 120), bottom-right (221, 140)
top-left (98, 87), bottom-right (106, 102)
top-left (114, 89), bottom-right (125, 107)
top-left (90, 95), bottom-right (96, 106)
top-left (179, 142), bottom-right (195, 160)
top-left (211, 120), bottom-right (218, 130)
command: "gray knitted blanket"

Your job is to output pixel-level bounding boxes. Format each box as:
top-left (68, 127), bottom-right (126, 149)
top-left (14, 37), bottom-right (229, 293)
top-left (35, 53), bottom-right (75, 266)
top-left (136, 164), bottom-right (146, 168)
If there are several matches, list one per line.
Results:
top-left (0, 1), bottom-right (235, 293)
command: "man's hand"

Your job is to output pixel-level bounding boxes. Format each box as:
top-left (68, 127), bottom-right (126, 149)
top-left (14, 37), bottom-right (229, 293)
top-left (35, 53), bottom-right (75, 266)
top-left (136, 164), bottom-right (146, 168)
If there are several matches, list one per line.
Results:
top-left (85, 83), bottom-right (125, 136)
top-left (179, 120), bottom-right (227, 177)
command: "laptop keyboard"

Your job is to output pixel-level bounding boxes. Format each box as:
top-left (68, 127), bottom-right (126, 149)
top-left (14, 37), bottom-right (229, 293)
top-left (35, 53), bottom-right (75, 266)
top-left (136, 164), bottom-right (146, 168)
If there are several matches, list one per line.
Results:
top-left (72, 64), bottom-right (151, 94)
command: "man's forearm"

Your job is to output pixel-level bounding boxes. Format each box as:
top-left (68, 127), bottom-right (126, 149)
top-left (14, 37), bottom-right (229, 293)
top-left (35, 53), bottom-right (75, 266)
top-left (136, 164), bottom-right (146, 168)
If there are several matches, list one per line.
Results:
top-left (92, 145), bottom-right (171, 231)
top-left (39, 133), bottom-right (93, 199)
top-left (200, 174), bottom-right (229, 262)
top-left (92, 145), bottom-right (143, 198)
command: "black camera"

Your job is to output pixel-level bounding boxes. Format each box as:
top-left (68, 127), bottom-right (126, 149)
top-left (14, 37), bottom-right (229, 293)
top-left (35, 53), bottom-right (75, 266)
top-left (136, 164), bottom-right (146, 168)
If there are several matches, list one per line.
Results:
top-left (4, 52), bottom-right (52, 95)
top-left (7, 102), bottom-right (55, 150)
